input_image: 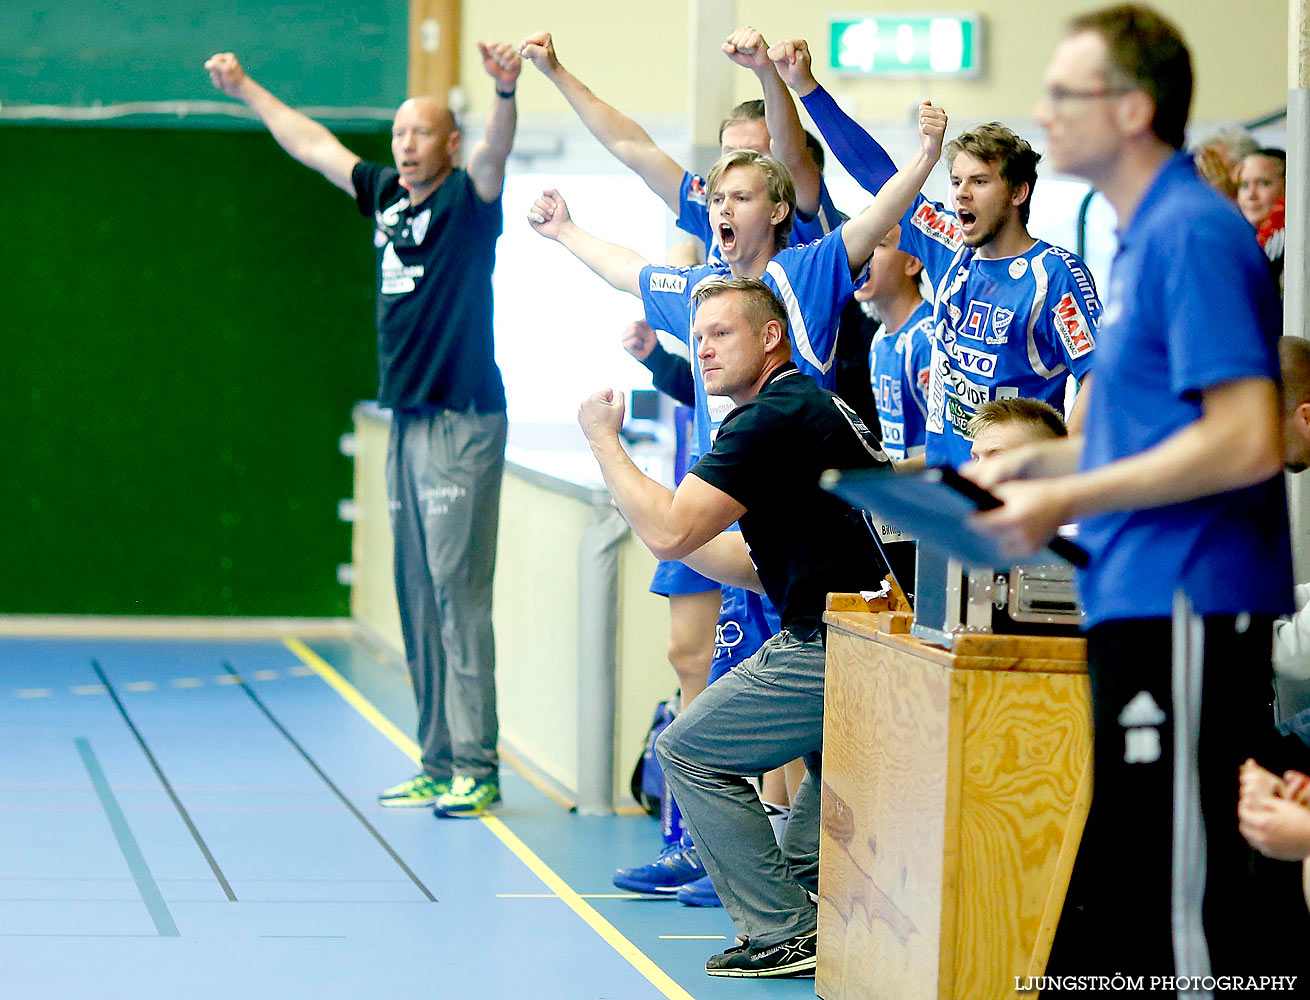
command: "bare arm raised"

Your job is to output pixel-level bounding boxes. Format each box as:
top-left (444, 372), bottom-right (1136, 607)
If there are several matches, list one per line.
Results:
top-left (528, 189), bottom-right (649, 297)
top-left (723, 26), bottom-right (821, 216)
top-left (205, 53), bottom-right (360, 196)
top-left (466, 41), bottom-right (521, 203)
top-left (840, 102), bottom-right (947, 272)
top-left (519, 32), bottom-right (685, 213)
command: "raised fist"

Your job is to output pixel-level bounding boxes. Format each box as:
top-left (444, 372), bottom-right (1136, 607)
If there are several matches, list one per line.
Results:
top-left (918, 101), bottom-right (948, 159)
top-left (766, 39), bottom-right (817, 96)
top-left (204, 52), bottom-right (248, 97)
top-left (519, 31), bottom-right (561, 75)
top-left (723, 26), bottom-right (772, 74)
top-left (621, 319), bottom-right (658, 361)
top-left (528, 188), bottom-right (571, 239)
top-left (478, 41), bottom-right (521, 89)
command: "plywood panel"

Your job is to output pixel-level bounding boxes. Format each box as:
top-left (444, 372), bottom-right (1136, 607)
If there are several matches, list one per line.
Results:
top-left (951, 670), bottom-right (1091, 997)
top-left (819, 630), bottom-right (956, 1000)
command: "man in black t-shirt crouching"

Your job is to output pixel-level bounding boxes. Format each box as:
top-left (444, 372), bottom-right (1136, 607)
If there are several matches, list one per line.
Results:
top-left (205, 43), bottom-right (521, 817)
top-left (578, 277), bottom-right (892, 978)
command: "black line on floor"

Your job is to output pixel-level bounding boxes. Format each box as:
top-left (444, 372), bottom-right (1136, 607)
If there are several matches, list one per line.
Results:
top-left (220, 660), bottom-right (437, 903)
top-left (91, 660), bottom-right (237, 902)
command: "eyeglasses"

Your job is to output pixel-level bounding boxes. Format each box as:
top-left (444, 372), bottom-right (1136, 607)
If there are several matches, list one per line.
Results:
top-left (1044, 85), bottom-right (1133, 107)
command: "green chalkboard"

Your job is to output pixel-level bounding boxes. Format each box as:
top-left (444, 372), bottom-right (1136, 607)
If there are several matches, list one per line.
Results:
top-left (1, 124), bottom-right (395, 615)
top-left (1, 3), bottom-right (407, 110)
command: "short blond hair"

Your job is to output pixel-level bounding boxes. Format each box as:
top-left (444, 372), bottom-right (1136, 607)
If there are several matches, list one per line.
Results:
top-left (966, 398), bottom-right (1067, 440)
top-left (705, 150), bottom-right (796, 251)
top-left (692, 277), bottom-right (790, 338)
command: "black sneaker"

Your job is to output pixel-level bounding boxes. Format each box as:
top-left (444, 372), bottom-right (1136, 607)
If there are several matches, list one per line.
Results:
top-left (704, 930), bottom-right (817, 978)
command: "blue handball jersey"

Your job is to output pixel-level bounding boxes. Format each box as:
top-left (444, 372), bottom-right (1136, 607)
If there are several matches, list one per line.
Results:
top-left (678, 171), bottom-right (845, 264)
top-left (870, 299), bottom-right (934, 461)
top-left (899, 196), bottom-right (1102, 467)
top-left (640, 225), bottom-right (855, 460)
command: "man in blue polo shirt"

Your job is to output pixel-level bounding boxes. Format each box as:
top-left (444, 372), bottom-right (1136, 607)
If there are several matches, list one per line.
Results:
top-left (970, 4), bottom-right (1303, 981)
top-left (518, 28), bottom-right (842, 262)
top-left (768, 39), bottom-right (1100, 469)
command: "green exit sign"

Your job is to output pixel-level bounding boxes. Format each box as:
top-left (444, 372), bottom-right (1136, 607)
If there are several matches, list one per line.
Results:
top-left (829, 15), bottom-right (983, 77)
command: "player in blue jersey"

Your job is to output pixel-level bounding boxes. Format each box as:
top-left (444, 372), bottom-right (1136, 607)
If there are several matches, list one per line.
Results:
top-left (971, 4), bottom-right (1304, 982)
top-left (859, 225), bottom-right (934, 462)
top-left (528, 103), bottom-right (947, 457)
top-left (768, 39), bottom-right (1100, 469)
top-left (530, 103), bottom-right (946, 902)
top-left (518, 28), bottom-right (842, 260)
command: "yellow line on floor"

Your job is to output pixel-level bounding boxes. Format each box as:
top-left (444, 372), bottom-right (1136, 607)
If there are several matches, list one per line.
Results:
top-left (497, 893), bottom-right (646, 899)
top-left (283, 638), bottom-right (695, 1000)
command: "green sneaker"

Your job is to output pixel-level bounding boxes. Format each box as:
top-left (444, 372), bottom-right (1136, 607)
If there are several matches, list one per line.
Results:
top-left (378, 773), bottom-right (449, 808)
top-left (432, 775), bottom-right (500, 818)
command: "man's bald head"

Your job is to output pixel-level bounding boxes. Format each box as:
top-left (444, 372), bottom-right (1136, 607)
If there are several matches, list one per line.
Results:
top-left (396, 96), bottom-right (457, 135)
top-left (391, 97), bottom-right (461, 195)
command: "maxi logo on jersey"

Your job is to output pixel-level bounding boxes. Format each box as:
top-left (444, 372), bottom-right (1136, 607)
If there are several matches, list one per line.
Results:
top-left (1052, 291), bottom-right (1096, 359)
top-left (910, 200), bottom-right (965, 251)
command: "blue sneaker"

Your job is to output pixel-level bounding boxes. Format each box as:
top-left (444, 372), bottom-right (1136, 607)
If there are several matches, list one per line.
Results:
top-left (612, 833), bottom-right (705, 894)
top-left (676, 874), bottom-right (722, 907)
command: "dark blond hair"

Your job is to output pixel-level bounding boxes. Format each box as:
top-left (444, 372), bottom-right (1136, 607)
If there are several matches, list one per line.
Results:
top-left (705, 151), bottom-right (797, 251)
top-left (966, 398), bottom-right (1068, 440)
top-left (1068, 4), bottom-right (1192, 150)
top-left (693, 277), bottom-right (790, 338)
top-left (718, 99), bottom-right (766, 143)
top-left (945, 124), bottom-right (1041, 225)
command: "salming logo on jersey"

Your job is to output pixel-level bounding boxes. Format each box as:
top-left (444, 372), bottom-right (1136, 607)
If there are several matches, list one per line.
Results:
top-left (910, 200), bottom-right (964, 251)
top-left (649, 272), bottom-right (688, 294)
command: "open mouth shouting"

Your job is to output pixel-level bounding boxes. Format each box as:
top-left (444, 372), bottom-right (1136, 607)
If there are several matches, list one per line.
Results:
top-left (717, 222), bottom-right (737, 254)
top-left (957, 209), bottom-right (978, 235)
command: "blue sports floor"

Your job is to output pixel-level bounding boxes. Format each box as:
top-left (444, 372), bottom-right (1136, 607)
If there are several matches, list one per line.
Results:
top-left (0, 634), bottom-right (817, 999)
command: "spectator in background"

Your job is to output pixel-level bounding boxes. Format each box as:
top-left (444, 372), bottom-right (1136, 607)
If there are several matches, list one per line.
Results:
top-left (1238, 148), bottom-right (1287, 290)
top-left (1270, 338), bottom-right (1310, 746)
top-left (1192, 124), bottom-right (1259, 201)
top-left (966, 397), bottom-right (1067, 467)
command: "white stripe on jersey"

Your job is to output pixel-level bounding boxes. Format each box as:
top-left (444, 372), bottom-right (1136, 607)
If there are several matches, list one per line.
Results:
top-left (1025, 250), bottom-right (1066, 381)
top-left (765, 260), bottom-right (838, 375)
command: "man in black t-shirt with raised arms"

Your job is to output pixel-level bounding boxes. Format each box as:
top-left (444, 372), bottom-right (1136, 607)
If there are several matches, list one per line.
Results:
top-left (205, 44), bottom-right (520, 817)
top-left (578, 277), bottom-right (892, 978)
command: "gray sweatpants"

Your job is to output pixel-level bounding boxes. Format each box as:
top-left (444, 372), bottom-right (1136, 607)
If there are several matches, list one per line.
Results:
top-left (387, 406), bottom-right (507, 782)
top-left (655, 629), bottom-right (825, 948)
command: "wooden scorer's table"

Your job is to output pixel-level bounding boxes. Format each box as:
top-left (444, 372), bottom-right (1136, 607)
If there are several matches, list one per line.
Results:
top-left (817, 601), bottom-right (1091, 1000)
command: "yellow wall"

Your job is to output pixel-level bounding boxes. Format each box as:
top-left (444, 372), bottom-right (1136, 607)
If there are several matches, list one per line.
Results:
top-left (461, 1), bottom-right (1287, 124)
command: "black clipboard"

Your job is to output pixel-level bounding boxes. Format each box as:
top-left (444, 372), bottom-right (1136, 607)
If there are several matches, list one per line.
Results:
top-left (821, 465), bottom-right (1089, 569)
